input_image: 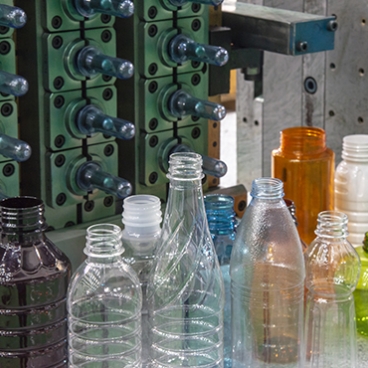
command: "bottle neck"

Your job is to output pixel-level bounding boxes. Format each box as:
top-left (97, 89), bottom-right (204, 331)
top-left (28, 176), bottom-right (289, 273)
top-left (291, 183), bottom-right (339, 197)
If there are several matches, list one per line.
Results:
top-left (84, 223), bottom-right (124, 262)
top-left (205, 194), bottom-right (236, 235)
top-left (280, 127), bottom-right (326, 155)
top-left (342, 134), bottom-right (368, 163)
top-left (314, 211), bottom-right (349, 240)
top-left (363, 231), bottom-right (368, 253)
top-left (0, 197), bottom-right (46, 246)
top-left (250, 177), bottom-right (284, 200)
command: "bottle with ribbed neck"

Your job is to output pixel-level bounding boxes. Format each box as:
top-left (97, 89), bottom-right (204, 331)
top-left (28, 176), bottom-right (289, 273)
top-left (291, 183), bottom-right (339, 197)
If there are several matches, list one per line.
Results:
top-left (67, 224), bottom-right (142, 367)
top-left (272, 127), bottom-right (335, 245)
top-left (304, 211), bottom-right (360, 367)
top-left (122, 195), bottom-right (162, 367)
top-left (231, 178), bottom-right (305, 368)
top-left (147, 152), bottom-right (224, 368)
top-left (0, 197), bottom-right (71, 368)
top-left (204, 194), bottom-right (236, 368)
top-left (335, 134), bottom-right (368, 246)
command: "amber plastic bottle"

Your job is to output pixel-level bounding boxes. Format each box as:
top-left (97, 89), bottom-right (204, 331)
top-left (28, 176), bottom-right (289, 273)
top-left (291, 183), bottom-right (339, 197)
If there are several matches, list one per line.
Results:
top-left (272, 127), bottom-right (335, 245)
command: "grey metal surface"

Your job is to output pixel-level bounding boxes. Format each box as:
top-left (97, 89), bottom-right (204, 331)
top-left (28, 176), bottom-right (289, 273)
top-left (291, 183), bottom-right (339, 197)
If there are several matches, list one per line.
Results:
top-left (236, 0), bottom-right (368, 189)
top-left (223, 2), bottom-right (335, 55)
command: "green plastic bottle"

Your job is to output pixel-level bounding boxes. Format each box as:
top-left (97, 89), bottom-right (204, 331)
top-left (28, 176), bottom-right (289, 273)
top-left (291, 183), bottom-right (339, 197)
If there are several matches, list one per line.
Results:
top-left (354, 231), bottom-right (368, 337)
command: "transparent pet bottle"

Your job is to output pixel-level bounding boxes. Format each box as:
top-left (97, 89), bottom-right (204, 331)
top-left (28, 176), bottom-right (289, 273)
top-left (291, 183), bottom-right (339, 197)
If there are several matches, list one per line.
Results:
top-left (0, 197), bottom-right (71, 368)
top-left (122, 195), bottom-right (162, 367)
top-left (304, 211), bottom-right (360, 367)
top-left (204, 194), bottom-right (236, 368)
top-left (231, 178), bottom-right (305, 368)
top-left (67, 224), bottom-right (142, 367)
top-left (147, 152), bottom-right (224, 368)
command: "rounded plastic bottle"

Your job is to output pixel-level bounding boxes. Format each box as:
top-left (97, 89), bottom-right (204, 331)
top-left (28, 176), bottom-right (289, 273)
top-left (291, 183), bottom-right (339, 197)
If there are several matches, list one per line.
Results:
top-left (121, 194), bottom-right (162, 367)
top-left (67, 223), bottom-right (142, 367)
top-left (0, 197), bottom-right (71, 368)
top-left (231, 178), bottom-right (305, 368)
top-left (147, 152), bottom-right (224, 368)
top-left (204, 194), bottom-right (236, 368)
top-left (272, 126), bottom-right (335, 245)
top-left (335, 134), bottom-right (368, 247)
top-left (304, 211), bottom-right (360, 367)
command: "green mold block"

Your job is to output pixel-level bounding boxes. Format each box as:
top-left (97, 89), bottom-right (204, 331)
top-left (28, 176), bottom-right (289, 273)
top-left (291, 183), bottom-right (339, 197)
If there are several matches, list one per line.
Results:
top-left (0, 0), bottom-right (15, 38)
top-left (43, 27), bottom-right (116, 93)
top-left (0, 160), bottom-right (19, 197)
top-left (45, 86), bottom-right (116, 151)
top-left (136, 1), bottom-right (204, 22)
top-left (139, 129), bottom-right (175, 187)
top-left (81, 196), bottom-right (116, 224)
top-left (42, 0), bottom-right (115, 33)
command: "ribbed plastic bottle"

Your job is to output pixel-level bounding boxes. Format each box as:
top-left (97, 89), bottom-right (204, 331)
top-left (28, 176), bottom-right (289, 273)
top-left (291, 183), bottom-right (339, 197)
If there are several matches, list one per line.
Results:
top-left (272, 126), bottom-right (335, 245)
top-left (122, 194), bottom-right (162, 367)
top-left (335, 134), bottom-right (368, 247)
top-left (67, 223), bottom-right (142, 367)
top-left (304, 211), bottom-right (360, 367)
top-left (204, 194), bottom-right (236, 368)
top-left (148, 152), bottom-right (225, 368)
top-left (353, 231), bottom-right (368, 337)
top-left (0, 197), bottom-right (71, 368)
top-left (231, 178), bottom-right (305, 368)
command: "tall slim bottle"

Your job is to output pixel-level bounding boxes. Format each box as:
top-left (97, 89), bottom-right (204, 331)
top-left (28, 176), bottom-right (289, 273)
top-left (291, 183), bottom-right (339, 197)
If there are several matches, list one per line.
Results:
top-left (122, 194), bottom-right (162, 366)
top-left (204, 194), bottom-right (236, 368)
top-left (272, 127), bottom-right (335, 245)
top-left (304, 211), bottom-right (360, 367)
top-left (0, 197), bottom-right (71, 368)
top-left (231, 178), bottom-right (305, 368)
top-left (148, 152), bottom-right (224, 368)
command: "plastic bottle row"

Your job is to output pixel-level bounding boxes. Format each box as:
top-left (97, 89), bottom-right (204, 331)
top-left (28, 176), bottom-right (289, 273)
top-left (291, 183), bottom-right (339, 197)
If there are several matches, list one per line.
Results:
top-left (1, 150), bottom-right (367, 367)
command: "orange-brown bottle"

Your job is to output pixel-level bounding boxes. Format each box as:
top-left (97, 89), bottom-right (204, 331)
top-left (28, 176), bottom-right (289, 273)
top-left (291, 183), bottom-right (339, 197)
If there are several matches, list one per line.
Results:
top-left (272, 127), bottom-right (335, 245)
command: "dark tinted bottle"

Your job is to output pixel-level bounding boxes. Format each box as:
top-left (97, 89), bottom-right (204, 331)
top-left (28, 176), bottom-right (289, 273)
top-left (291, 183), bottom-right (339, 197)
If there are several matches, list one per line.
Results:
top-left (0, 197), bottom-right (71, 368)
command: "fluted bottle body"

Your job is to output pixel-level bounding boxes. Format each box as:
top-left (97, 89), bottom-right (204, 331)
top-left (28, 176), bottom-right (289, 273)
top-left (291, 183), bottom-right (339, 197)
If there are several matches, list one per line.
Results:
top-left (67, 224), bottom-right (142, 367)
top-left (231, 178), bottom-right (305, 368)
top-left (0, 197), bottom-right (71, 368)
top-left (304, 211), bottom-right (360, 367)
top-left (148, 152), bottom-right (224, 368)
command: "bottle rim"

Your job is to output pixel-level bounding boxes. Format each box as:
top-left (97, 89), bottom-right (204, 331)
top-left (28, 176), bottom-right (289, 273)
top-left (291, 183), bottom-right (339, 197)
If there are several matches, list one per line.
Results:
top-left (315, 211), bottom-right (349, 239)
top-left (204, 194), bottom-right (235, 210)
top-left (342, 134), bottom-right (368, 160)
top-left (250, 177), bottom-right (284, 199)
top-left (122, 194), bottom-right (162, 227)
top-left (167, 152), bottom-right (204, 181)
top-left (279, 126), bottom-right (326, 154)
top-left (85, 223), bottom-right (124, 258)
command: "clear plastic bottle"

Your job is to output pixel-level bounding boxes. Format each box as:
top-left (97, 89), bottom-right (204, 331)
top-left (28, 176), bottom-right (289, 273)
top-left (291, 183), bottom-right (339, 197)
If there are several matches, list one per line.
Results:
top-left (231, 178), bottom-right (305, 368)
top-left (121, 194), bottom-right (162, 366)
top-left (147, 152), bottom-right (224, 368)
top-left (335, 134), bottom-right (368, 247)
top-left (204, 194), bottom-right (236, 368)
top-left (67, 223), bottom-right (142, 367)
top-left (0, 197), bottom-right (71, 368)
top-left (304, 211), bottom-right (360, 367)
top-left (272, 126), bottom-right (335, 245)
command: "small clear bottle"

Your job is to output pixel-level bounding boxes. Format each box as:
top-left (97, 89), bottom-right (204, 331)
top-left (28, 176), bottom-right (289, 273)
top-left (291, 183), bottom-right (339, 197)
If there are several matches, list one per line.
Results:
top-left (147, 152), bottom-right (224, 368)
top-left (204, 194), bottom-right (236, 368)
top-left (121, 194), bottom-right (162, 366)
top-left (231, 178), bottom-right (305, 368)
top-left (304, 211), bottom-right (360, 367)
top-left (67, 224), bottom-right (142, 367)
top-left (353, 231), bottom-right (368, 337)
top-left (272, 126), bottom-right (335, 245)
top-left (0, 197), bottom-right (71, 368)
top-left (335, 134), bottom-right (368, 247)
